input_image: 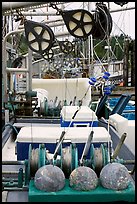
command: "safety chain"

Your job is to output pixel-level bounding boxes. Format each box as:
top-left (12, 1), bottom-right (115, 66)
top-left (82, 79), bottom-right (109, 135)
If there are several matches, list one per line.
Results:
top-left (14, 10), bottom-right (26, 24)
top-left (49, 2), bottom-right (62, 15)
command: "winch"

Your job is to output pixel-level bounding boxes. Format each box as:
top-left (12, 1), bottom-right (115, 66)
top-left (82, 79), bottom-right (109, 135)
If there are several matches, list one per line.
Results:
top-left (2, 136), bottom-right (135, 202)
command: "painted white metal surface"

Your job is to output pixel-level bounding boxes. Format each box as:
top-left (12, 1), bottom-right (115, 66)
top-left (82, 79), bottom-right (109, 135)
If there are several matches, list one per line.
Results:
top-left (109, 113), bottom-right (128, 137)
top-left (2, 136), bottom-right (17, 161)
top-left (109, 113), bottom-right (135, 155)
top-left (126, 120), bottom-right (135, 155)
top-left (32, 78), bottom-right (91, 106)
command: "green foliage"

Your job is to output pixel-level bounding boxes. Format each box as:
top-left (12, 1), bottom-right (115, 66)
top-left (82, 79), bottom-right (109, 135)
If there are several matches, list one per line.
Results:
top-left (7, 36), bottom-right (12, 44)
top-left (18, 33), bottom-right (28, 55)
top-left (93, 34), bottom-right (126, 61)
top-left (16, 33), bottom-right (135, 61)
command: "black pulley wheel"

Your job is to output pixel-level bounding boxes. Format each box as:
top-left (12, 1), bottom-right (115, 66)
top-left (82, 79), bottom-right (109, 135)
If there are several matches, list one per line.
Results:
top-left (59, 40), bottom-right (74, 54)
top-left (24, 20), bottom-right (55, 54)
top-left (42, 48), bottom-right (54, 60)
top-left (92, 3), bottom-right (113, 39)
top-left (61, 9), bottom-right (95, 39)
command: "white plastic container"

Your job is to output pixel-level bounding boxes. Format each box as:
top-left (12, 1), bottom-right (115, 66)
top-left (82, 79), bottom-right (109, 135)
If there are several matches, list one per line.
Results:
top-left (109, 113), bottom-right (128, 137)
top-left (16, 126), bottom-right (111, 160)
top-left (60, 106), bottom-right (98, 127)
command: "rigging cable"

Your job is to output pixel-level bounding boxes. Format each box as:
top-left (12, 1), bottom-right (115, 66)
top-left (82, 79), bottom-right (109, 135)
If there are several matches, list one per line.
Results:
top-left (92, 3), bottom-right (110, 76)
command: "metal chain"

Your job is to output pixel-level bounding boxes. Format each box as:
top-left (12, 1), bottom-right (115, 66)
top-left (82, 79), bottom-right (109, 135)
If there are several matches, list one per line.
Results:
top-left (15, 10), bottom-right (26, 22)
top-left (49, 3), bottom-right (62, 15)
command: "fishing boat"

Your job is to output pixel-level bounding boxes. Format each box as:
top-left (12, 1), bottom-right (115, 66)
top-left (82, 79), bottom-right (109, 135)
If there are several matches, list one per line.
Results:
top-left (2, 2), bottom-right (135, 202)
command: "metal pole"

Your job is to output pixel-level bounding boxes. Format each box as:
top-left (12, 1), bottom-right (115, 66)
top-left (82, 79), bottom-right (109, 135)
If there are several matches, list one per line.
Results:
top-left (2, 161), bottom-right (25, 165)
top-left (107, 2), bottom-right (110, 72)
top-left (80, 130), bottom-right (94, 164)
top-left (6, 68), bottom-right (29, 72)
top-left (2, 2), bottom-right (71, 15)
top-left (111, 133), bottom-right (127, 159)
top-left (5, 110), bottom-right (9, 124)
top-left (2, 29), bottom-right (24, 95)
top-left (123, 38), bottom-right (129, 86)
top-left (2, 2), bottom-right (48, 13)
top-left (3, 5), bottom-right (135, 16)
top-left (131, 40), bottom-right (135, 86)
top-left (28, 48), bottom-right (33, 91)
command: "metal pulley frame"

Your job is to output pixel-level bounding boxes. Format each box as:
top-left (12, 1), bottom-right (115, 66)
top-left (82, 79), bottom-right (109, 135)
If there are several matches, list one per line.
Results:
top-left (25, 135), bottom-right (131, 182)
top-left (90, 144), bottom-right (110, 174)
top-left (26, 143), bottom-right (78, 180)
top-left (61, 144), bottom-right (78, 178)
top-left (26, 142), bottom-right (110, 180)
top-left (27, 144), bottom-right (47, 180)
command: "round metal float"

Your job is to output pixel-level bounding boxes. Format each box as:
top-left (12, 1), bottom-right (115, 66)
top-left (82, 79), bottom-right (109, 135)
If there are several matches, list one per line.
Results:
top-left (34, 164), bottom-right (65, 192)
top-left (100, 162), bottom-right (131, 190)
top-left (69, 166), bottom-right (98, 191)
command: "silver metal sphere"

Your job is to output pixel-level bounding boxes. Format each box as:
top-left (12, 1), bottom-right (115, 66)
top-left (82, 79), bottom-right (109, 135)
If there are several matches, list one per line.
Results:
top-left (100, 162), bottom-right (130, 190)
top-left (34, 165), bottom-right (65, 192)
top-left (69, 166), bottom-right (98, 191)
